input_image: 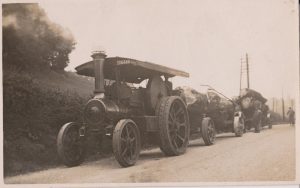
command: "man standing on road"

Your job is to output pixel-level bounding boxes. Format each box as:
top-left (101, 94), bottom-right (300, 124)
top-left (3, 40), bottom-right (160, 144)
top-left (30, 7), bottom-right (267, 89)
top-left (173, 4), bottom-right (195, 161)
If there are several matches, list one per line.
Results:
top-left (287, 107), bottom-right (295, 126)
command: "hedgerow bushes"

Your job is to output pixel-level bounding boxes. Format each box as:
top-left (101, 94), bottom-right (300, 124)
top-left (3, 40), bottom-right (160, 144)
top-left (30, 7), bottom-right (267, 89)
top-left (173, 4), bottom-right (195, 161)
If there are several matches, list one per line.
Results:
top-left (3, 69), bottom-right (89, 176)
top-left (2, 3), bottom-right (96, 176)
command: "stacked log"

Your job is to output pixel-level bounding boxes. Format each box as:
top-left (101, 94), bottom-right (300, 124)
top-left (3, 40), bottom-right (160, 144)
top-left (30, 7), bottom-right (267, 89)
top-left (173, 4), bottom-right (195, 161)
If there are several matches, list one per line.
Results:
top-left (175, 86), bottom-right (208, 113)
top-left (175, 86), bottom-right (208, 131)
top-left (175, 86), bottom-right (234, 131)
top-left (237, 88), bottom-right (268, 120)
top-left (238, 88), bottom-right (267, 109)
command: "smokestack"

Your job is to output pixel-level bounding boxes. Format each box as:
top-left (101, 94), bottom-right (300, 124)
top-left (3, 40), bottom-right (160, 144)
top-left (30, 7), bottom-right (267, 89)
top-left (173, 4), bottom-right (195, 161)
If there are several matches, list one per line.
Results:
top-left (91, 51), bottom-right (107, 98)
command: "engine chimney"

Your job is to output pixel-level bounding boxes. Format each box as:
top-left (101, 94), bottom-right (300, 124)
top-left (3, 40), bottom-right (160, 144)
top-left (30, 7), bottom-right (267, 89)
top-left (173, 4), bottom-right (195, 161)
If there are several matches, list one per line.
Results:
top-left (91, 51), bottom-right (106, 98)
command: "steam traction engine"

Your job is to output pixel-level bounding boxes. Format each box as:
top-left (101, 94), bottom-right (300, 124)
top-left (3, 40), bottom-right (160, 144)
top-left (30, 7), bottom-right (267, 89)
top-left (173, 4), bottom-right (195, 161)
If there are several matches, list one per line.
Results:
top-left (57, 51), bottom-right (190, 167)
top-left (237, 88), bottom-right (269, 133)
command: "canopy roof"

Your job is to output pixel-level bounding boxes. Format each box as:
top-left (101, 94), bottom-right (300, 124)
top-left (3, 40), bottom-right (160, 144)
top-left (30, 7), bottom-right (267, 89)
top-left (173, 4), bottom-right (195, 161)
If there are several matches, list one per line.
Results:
top-left (75, 57), bottom-right (189, 83)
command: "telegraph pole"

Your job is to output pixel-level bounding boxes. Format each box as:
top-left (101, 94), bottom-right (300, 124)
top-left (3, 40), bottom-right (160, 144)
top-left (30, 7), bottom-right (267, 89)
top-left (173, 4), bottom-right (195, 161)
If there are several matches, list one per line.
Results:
top-left (239, 58), bottom-right (243, 94)
top-left (246, 53), bottom-right (250, 89)
top-left (239, 53), bottom-right (250, 91)
top-left (282, 88), bottom-right (285, 121)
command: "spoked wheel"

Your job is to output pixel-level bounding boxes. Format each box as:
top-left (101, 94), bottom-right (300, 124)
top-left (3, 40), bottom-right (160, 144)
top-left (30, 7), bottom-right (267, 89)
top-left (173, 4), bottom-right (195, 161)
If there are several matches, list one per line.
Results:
top-left (201, 117), bottom-right (216, 145)
top-left (253, 110), bottom-right (262, 133)
top-left (244, 121), bottom-right (250, 133)
top-left (254, 120), bottom-right (262, 133)
top-left (246, 121), bottom-right (251, 131)
top-left (57, 122), bottom-right (86, 167)
top-left (113, 119), bottom-right (141, 167)
top-left (157, 96), bottom-right (190, 156)
top-left (234, 115), bottom-right (245, 137)
top-left (268, 123), bottom-right (272, 129)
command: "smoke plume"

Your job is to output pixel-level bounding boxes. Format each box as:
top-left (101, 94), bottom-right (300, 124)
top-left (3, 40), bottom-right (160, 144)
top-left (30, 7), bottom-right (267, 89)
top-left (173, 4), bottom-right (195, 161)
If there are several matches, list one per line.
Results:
top-left (3, 3), bottom-right (76, 71)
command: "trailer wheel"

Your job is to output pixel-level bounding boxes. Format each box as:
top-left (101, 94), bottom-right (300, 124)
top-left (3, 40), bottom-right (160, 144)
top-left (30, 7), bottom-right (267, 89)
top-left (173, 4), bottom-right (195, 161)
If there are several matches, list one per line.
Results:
top-left (201, 117), bottom-right (216, 145)
top-left (267, 115), bottom-right (272, 129)
top-left (113, 119), bottom-right (141, 167)
top-left (268, 123), bottom-right (272, 129)
top-left (234, 115), bottom-right (244, 137)
top-left (57, 122), bottom-right (86, 167)
top-left (157, 96), bottom-right (190, 156)
top-left (246, 121), bottom-right (252, 130)
top-left (254, 110), bottom-right (262, 133)
top-left (255, 120), bottom-right (261, 133)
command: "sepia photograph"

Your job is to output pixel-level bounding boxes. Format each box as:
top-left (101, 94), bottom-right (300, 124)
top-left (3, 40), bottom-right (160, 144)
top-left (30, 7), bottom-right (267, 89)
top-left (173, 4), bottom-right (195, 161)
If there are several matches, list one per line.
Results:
top-left (1, 0), bottom-right (299, 186)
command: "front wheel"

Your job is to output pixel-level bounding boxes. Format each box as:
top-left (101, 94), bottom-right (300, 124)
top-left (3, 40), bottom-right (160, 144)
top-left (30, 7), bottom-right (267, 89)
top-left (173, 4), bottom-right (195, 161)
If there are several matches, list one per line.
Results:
top-left (201, 117), bottom-right (216, 145)
top-left (57, 122), bottom-right (86, 167)
top-left (113, 119), bottom-right (141, 167)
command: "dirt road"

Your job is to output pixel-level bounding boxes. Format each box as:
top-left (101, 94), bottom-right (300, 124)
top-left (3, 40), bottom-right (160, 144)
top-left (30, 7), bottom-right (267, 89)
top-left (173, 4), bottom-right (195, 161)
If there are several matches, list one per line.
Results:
top-left (5, 124), bottom-right (295, 183)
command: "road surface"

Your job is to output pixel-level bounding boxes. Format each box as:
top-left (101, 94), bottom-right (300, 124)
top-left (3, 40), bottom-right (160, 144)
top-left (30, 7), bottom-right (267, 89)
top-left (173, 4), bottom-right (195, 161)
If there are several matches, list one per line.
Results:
top-left (5, 124), bottom-right (295, 183)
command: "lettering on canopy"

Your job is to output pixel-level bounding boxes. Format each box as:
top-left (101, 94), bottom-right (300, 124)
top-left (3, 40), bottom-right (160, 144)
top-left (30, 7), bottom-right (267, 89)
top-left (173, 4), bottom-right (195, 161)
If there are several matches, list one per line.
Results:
top-left (117, 59), bottom-right (136, 66)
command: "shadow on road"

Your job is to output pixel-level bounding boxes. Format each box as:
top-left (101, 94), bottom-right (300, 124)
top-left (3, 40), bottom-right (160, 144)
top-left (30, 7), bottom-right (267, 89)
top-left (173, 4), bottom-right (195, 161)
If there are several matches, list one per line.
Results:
top-left (188, 142), bottom-right (206, 147)
top-left (216, 135), bottom-right (236, 139)
top-left (139, 150), bottom-right (165, 161)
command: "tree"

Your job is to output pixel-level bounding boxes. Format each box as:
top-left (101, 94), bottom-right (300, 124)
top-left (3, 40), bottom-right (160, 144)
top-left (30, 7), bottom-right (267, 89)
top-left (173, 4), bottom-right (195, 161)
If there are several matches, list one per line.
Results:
top-left (3, 3), bottom-right (75, 72)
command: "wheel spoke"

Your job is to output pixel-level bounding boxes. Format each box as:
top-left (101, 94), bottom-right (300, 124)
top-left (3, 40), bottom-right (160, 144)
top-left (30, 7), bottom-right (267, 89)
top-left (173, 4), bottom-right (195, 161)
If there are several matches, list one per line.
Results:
top-left (173, 138), bottom-right (178, 149)
top-left (121, 138), bottom-right (127, 143)
top-left (129, 143), bottom-right (134, 160)
top-left (175, 107), bottom-right (184, 116)
top-left (168, 121), bottom-right (174, 128)
top-left (66, 133), bottom-right (74, 142)
top-left (178, 122), bottom-right (186, 128)
top-left (168, 125), bottom-right (176, 135)
top-left (125, 125), bottom-right (129, 137)
top-left (130, 137), bottom-right (136, 143)
top-left (177, 134), bottom-right (185, 143)
top-left (169, 112), bottom-right (175, 123)
top-left (128, 126), bottom-right (134, 137)
top-left (207, 122), bottom-right (215, 140)
top-left (72, 140), bottom-right (80, 147)
top-left (121, 147), bottom-right (128, 157)
top-left (171, 135), bottom-right (178, 149)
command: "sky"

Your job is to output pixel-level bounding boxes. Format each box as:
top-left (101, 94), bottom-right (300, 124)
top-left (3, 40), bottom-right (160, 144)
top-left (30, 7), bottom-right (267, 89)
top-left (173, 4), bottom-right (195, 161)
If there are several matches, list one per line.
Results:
top-left (37, 0), bottom-right (298, 99)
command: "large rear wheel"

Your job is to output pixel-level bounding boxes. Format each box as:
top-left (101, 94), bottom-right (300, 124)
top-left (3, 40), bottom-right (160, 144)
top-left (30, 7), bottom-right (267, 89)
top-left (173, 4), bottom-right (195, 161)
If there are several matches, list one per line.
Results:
top-left (57, 122), bottom-right (86, 167)
top-left (113, 119), bottom-right (141, 167)
top-left (157, 96), bottom-right (190, 156)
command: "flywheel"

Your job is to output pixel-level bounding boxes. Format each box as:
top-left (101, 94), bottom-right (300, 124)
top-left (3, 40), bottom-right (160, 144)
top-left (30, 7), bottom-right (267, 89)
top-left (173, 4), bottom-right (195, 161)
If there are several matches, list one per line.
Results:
top-left (146, 75), bottom-right (168, 113)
